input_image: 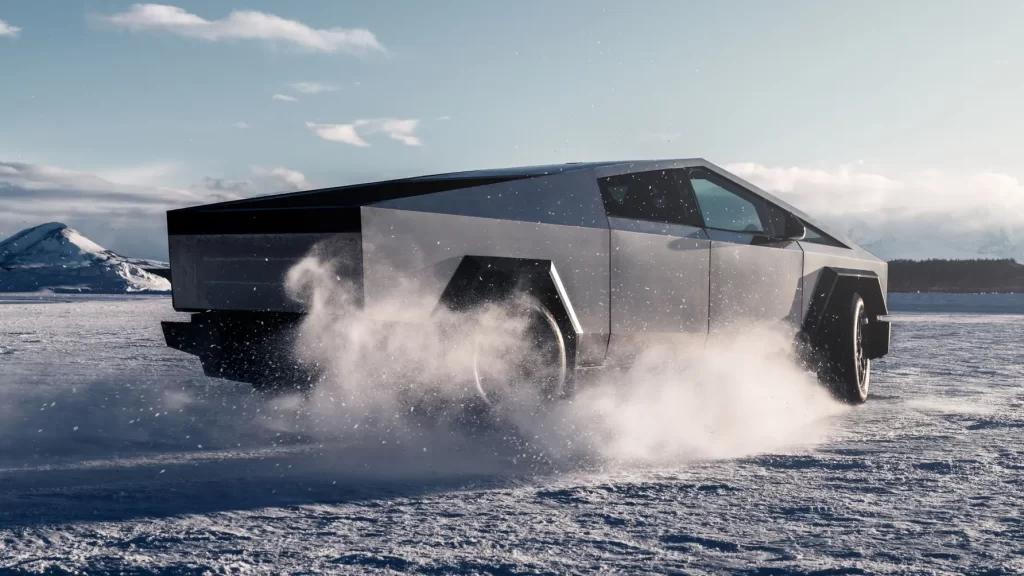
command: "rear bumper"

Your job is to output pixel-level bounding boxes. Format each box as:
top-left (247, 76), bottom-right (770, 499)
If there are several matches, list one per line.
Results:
top-left (162, 312), bottom-right (312, 387)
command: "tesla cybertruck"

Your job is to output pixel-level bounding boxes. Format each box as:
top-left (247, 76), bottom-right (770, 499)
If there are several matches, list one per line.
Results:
top-left (161, 159), bottom-right (890, 404)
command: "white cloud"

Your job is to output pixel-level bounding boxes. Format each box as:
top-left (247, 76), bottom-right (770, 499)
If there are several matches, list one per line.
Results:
top-left (0, 18), bottom-right (19, 38)
top-left (305, 122), bottom-right (369, 147)
top-left (0, 161), bottom-right (198, 204)
top-left (306, 118), bottom-right (421, 147)
top-left (272, 93), bottom-right (297, 102)
top-left (250, 165), bottom-right (311, 191)
top-left (437, 115), bottom-right (451, 121)
top-left (291, 81), bottom-right (338, 94)
top-left (728, 162), bottom-right (1024, 261)
top-left (101, 4), bottom-right (384, 54)
top-left (234, 121), bottom-right (249, 129)
top-left (200, 176), bottom-right (249, 193)
top-left (727, 162), bottom-right (1024, 224)
top-left (640, 132), bottom-right (681, 143)
top-left (0, 160), bottom-right (227, 259)
top-left (363, 118), bottom-right (421, 146)
top-left (95, 161), bottom-right (182, 187)
top-left (0, 160), bottom-right (312, 259)
top-left (200, 165), bottom-right (311, 195)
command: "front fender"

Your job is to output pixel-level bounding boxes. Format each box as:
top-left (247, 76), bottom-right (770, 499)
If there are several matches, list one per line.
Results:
top-left (803, 267), bottom-right (890, 359)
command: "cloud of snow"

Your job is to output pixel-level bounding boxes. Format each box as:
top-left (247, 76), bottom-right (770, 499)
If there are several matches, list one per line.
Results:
top-left (0, 17), bottom-right (19, 38)
top-left (729, 162), bottom-right (1024, 261)
top-left (307, 118), bottom-right (421, 147)
top-left (233, 121), bottom-right (249, 129)
top-left (282, 255), bottom-right (533, 426)
top-left (546, 329), bottom-right (843, 463)
top-left (272, 93), bottom-right (297, 102)
top-left (101, 4), bottom-right (384, 55)
top-left (279, 253), bottom-right (843, 468)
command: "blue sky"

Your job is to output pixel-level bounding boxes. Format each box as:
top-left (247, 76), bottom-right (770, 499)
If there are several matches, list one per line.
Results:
top-left (2, 1), bottom-right (1024, 260)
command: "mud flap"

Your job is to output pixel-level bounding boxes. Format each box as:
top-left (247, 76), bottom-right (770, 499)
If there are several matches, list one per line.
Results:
top-left (864, 320), bottom-right (890, 360)
top-left (161, 319), bottom-right (203, 356)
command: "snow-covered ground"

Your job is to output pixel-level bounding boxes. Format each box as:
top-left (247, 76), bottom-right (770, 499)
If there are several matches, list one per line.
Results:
top-left (0, 223), bottom-right (170, 293)
top-left (1, 295), bottom-right (1023, 574)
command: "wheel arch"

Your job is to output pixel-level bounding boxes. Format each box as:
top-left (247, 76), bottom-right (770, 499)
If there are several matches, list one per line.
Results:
top-left (436, 255), bottom-right (581, 369)
top-left (803, 267), bottom-right (891, 360)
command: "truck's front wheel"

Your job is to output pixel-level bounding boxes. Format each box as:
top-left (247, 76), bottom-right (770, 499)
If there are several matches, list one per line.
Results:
top-left (822, 292), bottom-right (871, 404)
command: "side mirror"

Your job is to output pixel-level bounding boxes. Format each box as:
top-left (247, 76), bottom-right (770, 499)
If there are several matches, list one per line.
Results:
top-left (781, 213), bottom-right (806, 241)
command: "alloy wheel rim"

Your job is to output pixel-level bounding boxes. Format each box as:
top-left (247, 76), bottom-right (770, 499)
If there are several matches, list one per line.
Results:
top-left (472, 299), bottom-right (567, 405)
top-left (854, 300), bottom-right (870, 394)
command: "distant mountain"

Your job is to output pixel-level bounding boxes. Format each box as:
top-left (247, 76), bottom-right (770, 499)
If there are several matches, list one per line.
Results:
top-left (841, 225), bottom-right (1024, 263)
top-left (0, 223), bottom-right (171, 293)
top-left (888, 258), bottom-right (1024, 293)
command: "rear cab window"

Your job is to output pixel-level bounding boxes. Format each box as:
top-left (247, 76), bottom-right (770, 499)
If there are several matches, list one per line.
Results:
top-left (597, 169), bottom-right (703, 227)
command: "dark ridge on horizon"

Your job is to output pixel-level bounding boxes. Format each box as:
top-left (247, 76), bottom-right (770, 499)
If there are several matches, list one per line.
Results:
top-left (888, 258), bottom-right (1024, 293)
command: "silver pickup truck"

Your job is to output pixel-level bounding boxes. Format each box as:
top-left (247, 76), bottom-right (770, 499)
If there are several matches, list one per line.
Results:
top-left (161, 159), bottom-right (890, 404)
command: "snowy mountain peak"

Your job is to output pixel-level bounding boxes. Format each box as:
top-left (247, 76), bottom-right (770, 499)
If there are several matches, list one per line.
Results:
top-left (0, 222), bottom-right (171, 293)
top-left (0, 222), bottom-right (107, 264)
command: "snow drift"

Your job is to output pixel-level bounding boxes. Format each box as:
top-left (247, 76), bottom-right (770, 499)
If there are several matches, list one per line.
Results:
top-left (0, 222), bottom-right (170, 293)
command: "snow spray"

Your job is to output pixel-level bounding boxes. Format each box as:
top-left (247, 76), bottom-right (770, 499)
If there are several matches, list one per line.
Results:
top-left (281, 254), bottom-right (846, 468)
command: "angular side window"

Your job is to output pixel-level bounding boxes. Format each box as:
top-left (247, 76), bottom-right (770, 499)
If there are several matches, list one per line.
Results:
top-left (598, 169), bottom-right (702, 227)
top-left (801, 221), bottom-right (847, 248)
top-left (686, 168), bottom-right (769, 234)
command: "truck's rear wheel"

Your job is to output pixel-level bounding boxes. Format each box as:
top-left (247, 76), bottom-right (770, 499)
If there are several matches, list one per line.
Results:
top-left (472, 296), bottom-right (568, 406)
top-left (823, 292), bottom-right (871, 404)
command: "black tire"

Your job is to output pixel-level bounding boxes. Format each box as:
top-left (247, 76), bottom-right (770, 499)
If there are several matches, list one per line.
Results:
top-left (823, 292), bottom-right (871, 404)
top-left (472, 295), bottom-right (569, 406)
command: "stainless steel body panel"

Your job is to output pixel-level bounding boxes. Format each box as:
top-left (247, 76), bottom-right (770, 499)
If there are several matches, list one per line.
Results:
top-left (372, 169), bottom-right (608, 230)
top-left (799, 241), bottom-right (888, 321)
top-left (606, 217), bottom-right (710, 362)
top-left (166, 158), bottom-right (890, 372)
top-left (169, 233), bottom-right (360, 312)
top-left (705, 229), bottom-right (804, 334)
top-left (360, 206), bottom-right (611, 365)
